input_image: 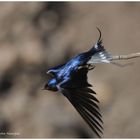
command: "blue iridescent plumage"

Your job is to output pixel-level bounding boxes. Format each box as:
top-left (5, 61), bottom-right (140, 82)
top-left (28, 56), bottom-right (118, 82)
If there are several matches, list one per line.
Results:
top-left (44, 28), bottom-right (111, 138)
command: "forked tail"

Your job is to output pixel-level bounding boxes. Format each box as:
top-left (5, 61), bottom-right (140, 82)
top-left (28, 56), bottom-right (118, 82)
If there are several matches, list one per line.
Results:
top-left (87, 28), bottom-right (113, 64)
top-left (87, 28), bottom-right (140, 66)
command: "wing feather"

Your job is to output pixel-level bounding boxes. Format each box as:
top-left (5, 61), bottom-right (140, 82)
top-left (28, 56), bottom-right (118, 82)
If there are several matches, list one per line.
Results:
top-left (73, 92), bottom-right (102, 121)
top-left (76, 103), bottom-right (103, 132)
top-left (76, 90), bottom-right (99, 102)
top-left (72, 102), bottom-right (102, 138)
top-left (79, 87), bottom-right (96, 94)
top-left (62, 88), bottom-right (103, 138)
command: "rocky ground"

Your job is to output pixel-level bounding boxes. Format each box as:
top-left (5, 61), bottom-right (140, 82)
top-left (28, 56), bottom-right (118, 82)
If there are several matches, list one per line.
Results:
top-left (0, 2), bottom-right (140, 138)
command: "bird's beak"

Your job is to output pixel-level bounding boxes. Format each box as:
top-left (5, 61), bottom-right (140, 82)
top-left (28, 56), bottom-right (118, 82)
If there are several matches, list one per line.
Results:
top-left (43, 83), bottom-right (50, 90)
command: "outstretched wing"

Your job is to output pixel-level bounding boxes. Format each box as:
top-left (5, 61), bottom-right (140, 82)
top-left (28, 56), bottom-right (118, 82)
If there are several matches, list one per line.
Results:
top-left (62, 87), bottom-right (103, 138)
top-left (59, 67), bottom-right (103, 138)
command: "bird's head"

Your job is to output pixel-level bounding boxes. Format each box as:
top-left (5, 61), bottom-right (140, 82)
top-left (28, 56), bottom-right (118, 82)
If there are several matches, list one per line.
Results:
top-left (43, 78), bottom-right (58, 91)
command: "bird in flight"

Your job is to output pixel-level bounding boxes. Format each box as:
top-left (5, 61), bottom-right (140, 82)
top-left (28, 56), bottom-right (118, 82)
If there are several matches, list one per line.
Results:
top-left (43, 28), bottom-right (140, 138)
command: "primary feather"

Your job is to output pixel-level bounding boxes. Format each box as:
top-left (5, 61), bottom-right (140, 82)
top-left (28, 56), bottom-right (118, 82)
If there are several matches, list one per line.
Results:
top-left (63, 89), bottom-right (102, 138)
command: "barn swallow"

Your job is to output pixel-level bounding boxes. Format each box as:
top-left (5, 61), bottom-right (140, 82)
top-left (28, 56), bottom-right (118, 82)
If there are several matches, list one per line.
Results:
top-left (44, 28), bottom-right (112, 138)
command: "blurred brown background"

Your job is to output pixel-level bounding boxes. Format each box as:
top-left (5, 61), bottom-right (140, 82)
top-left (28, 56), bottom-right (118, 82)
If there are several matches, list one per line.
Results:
top-left (0, 2), bottom-right (140, 138)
